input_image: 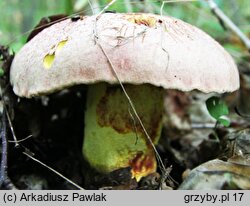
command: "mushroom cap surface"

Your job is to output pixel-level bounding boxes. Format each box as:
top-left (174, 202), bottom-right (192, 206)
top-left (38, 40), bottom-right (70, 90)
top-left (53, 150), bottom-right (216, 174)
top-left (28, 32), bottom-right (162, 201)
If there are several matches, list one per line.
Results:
top-left (10, 13), bottom-right (239, 98)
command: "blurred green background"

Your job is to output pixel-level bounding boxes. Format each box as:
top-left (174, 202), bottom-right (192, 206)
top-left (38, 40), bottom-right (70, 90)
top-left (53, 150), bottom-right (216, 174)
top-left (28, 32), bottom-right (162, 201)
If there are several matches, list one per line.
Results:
top-left (0, 0), bottom-right (250, 60)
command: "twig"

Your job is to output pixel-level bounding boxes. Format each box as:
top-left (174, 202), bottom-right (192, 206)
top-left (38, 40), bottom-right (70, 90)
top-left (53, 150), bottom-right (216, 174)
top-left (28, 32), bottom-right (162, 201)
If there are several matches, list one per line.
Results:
top-left (128, 107), bottom-right (139, 145)
top-left (3, 105), bottom-right (84, 189)
top-left (96, 0), bottom-right (117, 17)
top-left (8, 135), bottom-right (33, 144)
top-left (0, 88), bottom-right (84, 189)
top-left (92, 0), bottom-right (117, 43)
top-left (0, 103), bottom-right (84, 190)
top-left (159, 165), bottom-right (178, 189)
top-left (0, 110), bottom-right (8, 185)
top-left (0, 109), bottom-right (17, 189)
top-left (205, 0), bottom-right (250, 52)
top-left (0, 46), bottom-right (17, 189)
top-left (87, 0), bottom-right (94, 14)
top-left (96, 40), bottom-right (167, 174)
top-left (3, 104), bottom-right (19, 148)
top-left (22, 151), bottom-right (84, 190)
top-left (88, 0), bottom-right (101, 14)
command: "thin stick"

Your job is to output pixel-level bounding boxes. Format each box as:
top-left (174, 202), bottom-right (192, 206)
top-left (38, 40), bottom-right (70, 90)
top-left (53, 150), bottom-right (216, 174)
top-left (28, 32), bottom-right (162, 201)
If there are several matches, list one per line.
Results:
top-left (88, 0), bottom-right (95, 14)
top-left (0, 109), bottom-right (17, 189)
top-left (0, 110), bottom-right (8, 185)
top-left (1, 94), bottom-right (84, 190)
top-left (88, 0), bottom-right (101, 14)
top-left (128, 107), bottom-right (139, 145)
top-left (8, 135), bottom-right (33, 143)
top-left (3, 104), bottom-right (84, 189)
top-left (3, 104), bottom-right (19, 148)
top-left (92, 0), bottom-right (117, 44)
top-left (22, 151), bottom-right (84, 190)
top-left (96, 41), bottom-right (166, 173)
top-left (96, 0), bottom-right (117, 17)
top-left (205, 0), bottom-right (250, 51)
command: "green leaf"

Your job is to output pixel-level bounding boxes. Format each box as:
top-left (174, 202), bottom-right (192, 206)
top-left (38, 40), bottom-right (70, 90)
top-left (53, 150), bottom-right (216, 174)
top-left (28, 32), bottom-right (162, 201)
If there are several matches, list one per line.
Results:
top-left (206, 96), bottom-right (230, 127)
top-left (0, 68), bottom-right (4, 77)
top-left (218, 116), bottom-right (230, 127)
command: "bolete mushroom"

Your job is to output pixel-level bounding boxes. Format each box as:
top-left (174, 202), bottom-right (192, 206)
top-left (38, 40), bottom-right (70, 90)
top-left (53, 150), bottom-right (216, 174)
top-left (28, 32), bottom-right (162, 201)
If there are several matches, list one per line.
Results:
top-left (10, 13), bottom-right (239, 181)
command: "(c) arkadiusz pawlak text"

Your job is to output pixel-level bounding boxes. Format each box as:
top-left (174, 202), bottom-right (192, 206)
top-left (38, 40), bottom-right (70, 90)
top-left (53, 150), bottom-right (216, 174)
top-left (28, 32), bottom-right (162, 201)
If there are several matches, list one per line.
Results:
top-left (19, 192), bottom-right (107, 202)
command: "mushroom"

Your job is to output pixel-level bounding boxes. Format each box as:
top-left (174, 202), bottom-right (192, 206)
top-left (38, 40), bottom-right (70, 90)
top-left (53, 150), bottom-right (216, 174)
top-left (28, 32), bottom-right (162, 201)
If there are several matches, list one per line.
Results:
top-left (10, 13), bottom-right (239, 181)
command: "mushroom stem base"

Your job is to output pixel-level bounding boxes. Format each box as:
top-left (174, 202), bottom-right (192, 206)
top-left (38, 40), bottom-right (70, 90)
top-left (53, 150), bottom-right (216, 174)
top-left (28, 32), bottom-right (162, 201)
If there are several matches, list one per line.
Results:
top-left (83, 83), bottom-right (164, 181)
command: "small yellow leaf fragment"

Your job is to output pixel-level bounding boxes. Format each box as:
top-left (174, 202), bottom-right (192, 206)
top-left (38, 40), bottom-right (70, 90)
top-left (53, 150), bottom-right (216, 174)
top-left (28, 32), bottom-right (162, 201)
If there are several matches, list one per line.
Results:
top-left (43, 54), bottom-right (55, 69)
top-left (43, 38), bottom-right (68, 69)
top-left (56, 39), bottom-right (68, 53)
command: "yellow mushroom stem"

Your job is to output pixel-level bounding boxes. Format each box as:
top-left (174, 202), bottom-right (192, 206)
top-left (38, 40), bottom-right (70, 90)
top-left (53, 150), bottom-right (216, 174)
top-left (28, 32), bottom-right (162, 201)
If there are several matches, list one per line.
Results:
top-left (83, 83), bottom-right (164, 181)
